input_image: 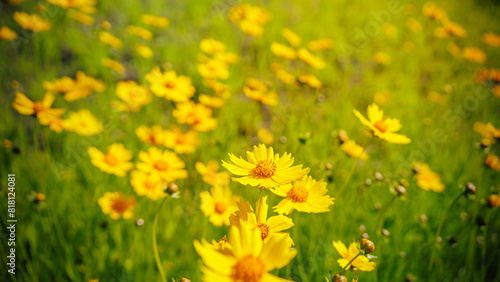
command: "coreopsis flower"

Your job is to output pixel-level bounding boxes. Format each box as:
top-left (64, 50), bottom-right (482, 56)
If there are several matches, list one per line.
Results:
top-left (483, 32), bottom-right (500, 47)
top-left (487, 194), bottom-right (500, 207)
top-left (228, 4), bottom-right (271, 37)
top-left (272, 176), bottom-right (334, 214)
top-left (204, 79), bottom-right (232, 99)
top-left (341, 140), bottom-right (368, 161)
top-left (125, 25), bottom-right (153, 40)
top-left (422, 2), bottom-right (447, 22)
top-left (333, 240), bottom-right (376, 272)
top-left (199, 94), bottom-right (225, 108)
top-left (282, 28), bottom-right (301, 47)
top-left (172, 101), bottom-right (217, 132)
top-left (412, 163), bottom-right (445, 192)
top-left (12, 92), bottom-right (64, 118)
top-left (164, 126), bottom-right (200, 154)
top-left (485, 154), bottom-right (500, 171)
top-left (222, 144), bottom-right (309, 189)
top-left (194, 220), bottom-right (296, 281)
top-left (195, 161), bottom-right (230, 186)
top-left (214, 52), bottom-right (240, 65)
top-left (257, 128), bottom-right (274, 145)
top-left (130, 170), bottom-right (165, 200)
top-left (200, 38), bottom-right (227, 54)
top-left (115, 81), bottom-right (152, 112)
top-left (448, 42), bottom-right (461, 57)
top-left (270, 42), bottom-right (297, 60)
top-left (88, 143), bottom-right (133, 177)
top-left (307, 38), bottom-right (334, 51)
top-left (63, 109), bottom-right (103, 136)
top-left (197, 59), bottom-right (230, 80)
top-left (229, 196), bottom-right (294, 245)
top-left (406, 18), bottom-right (423, 33)
top-left (145, 67), bottom-right (195, 102)
top-left (493, 85), bottom-right (500, 98)
top-left (136, 147), bottom-right (188, 182)
top-left (200, 186), bottom-right (239, 226)
top-left (243, 78), bottom-right (278, 106)
top-left (43, 76), bottom-right (75, 94)
top-left (0, 26), bottom-right (17, 41)
top-left (271, 64), bottom-right (298, 86)
top-left (298, 74), bottom-right (322, 88)
top-left (47, 0), bottom-right (97, 13)
top-left (44, 72), bottom-right (106, 102)
top-left (297, 48), bottom-right (326, 69)
top-left (373, 52), bottom-right (391, 65)
top-left (141, 14), bottom-right (169, 28)
top-left (102, 58), bottom-right (125, 74)
top-left (474, 122), bottom-right (500, 144)
top-left (136, 125), bottom-right (167, 146)
top-left (437, 21), bottom-right (467, 38)
top-left (13, 12), bottom-right (51, 32)
top-left (353, 103), bottom-right (411, 144)
top-left (135, 44), bottom-right (154, 59)
top-left (463, 47), bottom-right (487, 63)
top-left (98, 192), bottom-right (136, 220)
top-left (67, 9), bottom-right (94, 25)
top-left (98, 31), bottom-right (123, 49)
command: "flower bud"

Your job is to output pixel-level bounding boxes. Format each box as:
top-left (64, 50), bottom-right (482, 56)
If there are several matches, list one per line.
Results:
top-left (325, 163), bottom-right (333, 170)
top-left (487, 195), bottom-right (500, 208)
top-left (465, 182), bottom-right (477, 195)
top-left (374, 171), bottom-right (383, 181)
top-left (165, 183), bottom-right (179, 195)
top-left (337, 130), bottom-right (349, 143)
top-left (180, 278), bottom-right (191, 282)
top-left (333, 273), bottom-right (347, 282)
top-left (360, 238), bottom-right (375, 254)
top-left (395, 185), bottom-right (406, 196)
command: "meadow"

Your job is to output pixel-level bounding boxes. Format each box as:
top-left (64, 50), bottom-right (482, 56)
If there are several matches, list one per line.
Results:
top-left (1, 0), bottom-right (500, 281)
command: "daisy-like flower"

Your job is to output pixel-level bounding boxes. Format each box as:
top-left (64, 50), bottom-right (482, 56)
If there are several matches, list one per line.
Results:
top-left (136, 147), bottom-right (188, 182)
top-left (412, 163), bottom-right (445, 192)
top-left (141, 14), bottom-right (169, 28)
top-left (199, 94), bottom-right (225, 108)
top-left (473, 122), bottom-right (500, 144)
top-left (243, 78), bottom-right (278, 106)
top-left (272, 175), bottom-right (334, 214)
top-left (98, 192), bottom-right (136, 220)
top-left (136, 125), bottom-right (167, 147)
top-left (63, 109), bottom-right (103, 136)
top-left (270, 42), bottom-right (297, 60)
top-left (422, 2), bottom-right (447, 22)
top-left (67, 9), bottom-right (94, 25)
top-left (47, 0), bottom-right (97, 13)
top-left (130, 170), bottom-right (165, 200)
top-left (172, 101), bottom-right (217, 132)
top-left (145, 67), bottom-right (195, 102)
top-left (257, 128), bottom-right (274, 145)
top-left (307, 38), bottom-right (334, 51)
top-left (194, 220), bottom-right (296, 281)
top-left (297, 48), bottom-right (326, 69)
top-left (12, 92), bottom-right (64, 119)
top-left (44, 71), bottom-right (106, 102)
top-left (115, 81), bottom-right (152, 112)
top-left (197, 59), bottom-right (230, 80)
top-left (229, 196), bottom-right (294, 245)
top-left (333, 240), bottom-right (376, 272)
top-left (125, 25), bottom-right (153, 40)
top-left (353, 103), bottom-right (411, 144)
top-left (227, 4), bottom-right (271, 37)
top-left (298, 74), bottom-right (322, 88)
top-left (200, 185), bottom-right (239, 226)
top-left (88, 143), bottom-right (133, 177)
top-left (485, 154), bottom-right (500, 171)
top-left (200, 38), bottom-right (227, 54)
top-left (43, 76), bottom-right (76, 94)
top-left (341, 140), bottom-right (368, 161)
top-left (135, 44), bottom-right (154, 59)
top-left (196, 161), bottom-right (230, 187)
top-left (0, 26), bottom-right (17, 41)
top-left (282, 28), bottom-right (301, 47)
top-left (164, 126), bottom-right (200, 154)
top-left (483, 32), bottom-right (500, 47)
top-left (102, 58), bottom-right (125, 74)
top-left (13, 12), bottom-right (51, 32)
top-left (98, 31), bottom-right (123, 49)
top-left (222, 144), bottom-right (309, 189)
top-left (463, 47), bottom-right (487, 63)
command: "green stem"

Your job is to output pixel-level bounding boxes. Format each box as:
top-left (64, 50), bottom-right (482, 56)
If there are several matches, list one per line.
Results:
top-left (153, 197), bottom-right (168, 282)
top-left (337, 145), bottom-right (366, 195)
top-left (428, 192), bottom-right (464, 270)
top-left (481, 210), bottom-right (490, 281)
top-left (33, 122), bottom-right (40, 154)
top-left (375, 195), bottom-right (397, 240)
top-left (255, 187), bottom-right (264, 215)
top-left (341, 252), bottom-right (362, 274)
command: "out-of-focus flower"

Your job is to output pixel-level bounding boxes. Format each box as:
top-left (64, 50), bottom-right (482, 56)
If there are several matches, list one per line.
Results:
top-left (473, 122), bottom-right (500, 143)
top-left (98, 31), bottom-right (123, 49)
top-left (427, 91), bottom-right (448, 105)
top-left (200, 185), bottom-right (239, 226)
top-left (47, 71), bottom-right (105, 102)
top-left (257, 128), bottom-right (274, 145)
top-left (196, 161), bottom-right (230, 187)
top-left (272, 176), bottom-right (334, 214)
top-left (298, 48), bottom-right (326, 69)
top-left (67, 9), bottom-right (94, 25)
top-left (135, 44), bottom-right (154, 58)
top-left (200, 38), bottom-right (227, 54)
top-left (197, 59), bottom-right (229, 80)
top-left (130, 170), bottom-right (165, 201)
top-left (136, 147), bottom-right (188, 182)
top-left (98, 192), bottom-right (136, 220)
top-left (13, 12), bottom-right (51, 32)
top-left (0, 26), bottom-right (17, 41)
top-left (487, 194), bottom-right (500, 207)
top-left (243, 78), bottom-right (278, 106)
top-left (406, 18), bottom-right (422, 32)
top-left (101, 21), bottom-right (111, 29)
top-left (373, 52), bottom-right (391, 65)
top-left (214, 52), bottom-right (240, 65)
top-left (173, 101), bottom-right (217, 132)
top-left (145, 67), bottom-right (195, 102)
top-left (282, 28), bottom-right (301, 47)
top-left (47, 0), bottom-right (97, 13)
top-left (223, 144), bottom-right (310, 189)
top-left (307, 38), bottom-right (334, 51)
top-left (436, 21), bottom-right (467, 38)
top-left (412, 163), bottom-right (445, 192)
top-left (485, 154), bottom-right (500, 171)
top-left (422, 2), bottom-right (447, 22)
top-left (8, 0), bottom-right (25, 5)
top-left (115, 81), bottom-right (152, 112)
top-left (164, 126), bottom-right (200, 154)
top-left (473, 68), bottom-right (500, 84)
top-left (298, 73), bottom-right (322, 88)
top-left (462, 47), bottom-right (486, 63)
top-left (204, 79), bottom-right (232, 99)
top-left (63, 109), bottom-right (102, 136)
top-left (199, 94), bottom-right (225, 108)
top-left (88, 143), bottom-right (133, 177)
top-left (448, 42), bottom-right (461, 57)
top-left (126, 25), bottom-right (153, 40)
top-left (271, 64), bottom-right (298, 86)
top-left (228, 4), bottom-right (271, 37)
top-left (483, 32), bottom-right (500, 47)
top-left (141, 14), bottom-right (169, 28)
top-left (102, 58), bottom-right (125, 74)
top-left (341, 140), bottom-right (368, 161)
top-left (333, 240), bottom-right (376, 271)
top-left (374, 90), bottom-right (391, 105)
top-left (353, 103), bottom-right (411, 144)
top-left (270, 42), bottom-right (297, 60)
top-left (136, 125), bottom-right (167, 146)
top-left (12, 92), bottom-right (63, 119)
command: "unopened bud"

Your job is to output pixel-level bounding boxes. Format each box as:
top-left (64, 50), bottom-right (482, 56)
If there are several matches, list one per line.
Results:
top-left (165, 183), bottom-right (179, 195)
top-left (465, 182), bottom-right (477, 195)
top-left (399, 179), bottom-right (409, 188)
top-left (325, 163), bottom-right (333, 170)
top-left (487, 194), bottom-right (500, 207)
top-left (333, 273), bottom-right (347, 282)
top-left (374, 171), bottom-right (383, 181)
top-left (180, 278), bottom-right (191, 282)
top-left (365, 178), bottom-right (372, 186)
top-left (337, 130), bottom-right (349, 143)
top-left (395, 185), bottom-right (406, 196)
top-left (360, 238), bottom-right (375, 253)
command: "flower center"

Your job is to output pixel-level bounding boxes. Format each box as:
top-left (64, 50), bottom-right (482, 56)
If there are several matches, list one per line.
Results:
top-left (251, 160), bottom-right (276, 179)
top-left (154, 160), bottom-right (169, 171)
top-left (164, 81), bottom-right (176, 89)
top-left (214, 202), bottom-right (227, 214)
top-left (33, 101), bottom-right (45, 113)
top-left (374, 120), bottom-right (388, 133)
top-left (105, 154), bottom-right (119, 166)
top-left (143, 180), bottom-right (155, 190)
top-left (287, 185), bottom-right (309, 203)
top-left (148, 134), bottom-right (157, 144)
top-left (231, 254), bottom-right (265, 282)
top-left (257, 223), bottom-right (269, 241)
top-left (111, 199), bottom-right (129, 214)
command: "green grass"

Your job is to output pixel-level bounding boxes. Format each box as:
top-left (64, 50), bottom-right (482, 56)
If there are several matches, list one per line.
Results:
top-left (1, 0), bottom-right (500, 281)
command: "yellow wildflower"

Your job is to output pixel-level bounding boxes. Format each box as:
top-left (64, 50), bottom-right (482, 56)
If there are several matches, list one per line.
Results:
top-left (136, 147), bottom-right (188, 182)
top-left (0, 26), bottom-right (17, 41)
top-left (483, 32), bottom-right (500, 47)
top-left (145, 67), bottom-right (195, 102)
top-left (98, 31), bottom-right (123, 49)
top-left (102, 58), bottom-right (125, 74)
top-left (333, 240), bottom-right (376, 271)
top-left (135, 44), bottom-right (154, 59)
top-left (115, 81), bottom-right (152, 112)
top-left (413, 163), bottom-right (445, 192)
top-left (298, 48), bottom-right (326, 69)
top-left (13, 12), bottom-right (51, 32)
top-left (173, 101), bottom-right (217, 132)
top-left (88, 143), bottom-right (133, 177)
top-left (130, 170), bottom-right (166, 201)
top-left (126, 25), bottom-right (153, 40)
top-left (270, 42), bottom-right (297, 60)
top-left (463, 47), bottom-right (486, 63)
top-left (282, 28), bottom-right (301, 47)
top-left (98, 192), bottom-right (136, 220)
top-left (136, 125), bottom-right (167, 146)
top-left (307, 38), bottom-right (334, 51)
top-left (200, 38), bottom-right (227, 54)
top-left (195, 161), bottom-right (230, 187)
top-left (141, 14), bottom-right (169, 28)
top-left (164, 126), bottom-right (200, 154)
top-left (341, 140), bottom-right (368, 161)
top-left (200, 186), bottom-right (239, 226)
top-left (298, 74), bottom-right (322, 88)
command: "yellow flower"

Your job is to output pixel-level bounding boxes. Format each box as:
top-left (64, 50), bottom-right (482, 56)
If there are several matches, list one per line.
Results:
top-left (130, 170), bottom-right (165, 200)
top-left (448, 42), bottom-right (461, 57)
top-left (8, 0), bottom-right (25, 5)
top-left (474, 122), bottom-right (500, 142)
top-left (173, 101), bottom-right (217, 132)
top-left (135, 44), bottom-right (154, 59)
top-left (13, 12), bottom-right (51, 32)
top-left (229, 196), bottom-right (294, 245)
top-left (199, 94), bottom-right (225, 108)
top-left (228, 4), bottom-right (271, 37)
top-left (98, 31), bottom-right (123, 49)
top-left (88, 143), bottom-right (133, 177)
top-left (270, 42), bottom-right (297, 60)
top-left (204, 79), bottom-right (232, 99)
top-left (374, 90), bottom-right (391, 105)
top-left (222, 144), bottom-right (310, 189)
top-left (243, 78), bottom-right (279, 106)
top-left (214, 52), bottom-right (240, 65)
top-left (195, 161), bottom-right (230, 187)
top-left (67, 9), bottom-right (94, 25)
top-left (102, 58), bottom-right (125, 74)
top-left (63, 109), bottom-right (103, 136)
top-left (483, 32), bottom-right (500, 47)
top-left (272, 176), bottom-right (334, 214)
top-left (46, 71), bottom-right (105, 102)
top-left (463, 47), bottom-right (487, 63)
top-left (487, 194), bottom-right (500, 207)
top-left (141, 14), bottom-right (169, 28)
top-left (136, 147), bottom-right (188, 182)
top-left (271, 64), bottom-right (298, 87)
top-left (485, 154), bottom-right (500, 171)
top-left (341, 140), bottom-right (368, 161)
top-left (257, 128), bottom-right (274, 145)
top-left (47, 0), bottom-right (97, 13)
top-left (298, 48), bottom-right (326, 69)
top-left (12, 92), bottom-right (63, 118)
top-left (115, 81), bottom-right (152, 112)
top-left (43, 76), bottom-right (76, 94)
top-left (406, 18), bottom-right (422, 33)
top-left (413, 163), bottom-right (445, 192)
top-left (442, 21), bottom-right (467, 38)
top-left (200, 38), bottom-right (227, 54)
top-left (194, 220), bottom-right (296, 281)
top-left (422, 2), bottom-right (447, 22)
top-left (145, 67), bottom-right (195, 102)
top-left (136, 125), bottom-right (167, 146)
top-left (373, 52), bottom-right (391, 65)
top-left (0, 26), bottom-right (17, 41)
top-left (197, 59), bottom-right (230, 80)
top-left (282, 28), bottom-right (301, 47)
top-left (333, 240), bottom-right (376, 272)
top-left (353, 103), bottom-right (411, 144)
top-left (200, 186), bottom-right (239, 226)
top-left (98, 192), bottom-right (136, 220)
top-left (164, 126), bottom-right (200, 154)
top-left (298, 73), bottom-right (322, 88)
top-left (307, 38), bottom-right (334, 51)
top-left (125, 25), bottom-right (153, 40)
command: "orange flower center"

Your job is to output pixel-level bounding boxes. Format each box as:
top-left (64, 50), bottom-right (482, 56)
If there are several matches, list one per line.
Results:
top-left (251, 160), bottom-right (276, 178)
top-left (143, 181), bottom-right (155, 190)
top-left (257, 223), bottom-right (269, 241)
top-left (148, 134), bottom-right (157, 144)
top-left (231, 254), bottom-right (265, 282)
top-left (164, 81), bottom-right (176, 89)
top-left (105, 154), bottom-right (119, 166)
top-left (287, 185), bottom-right (308, 203)
top-left (214, 202), bottom-right (227, 214)
top-left (374, 120), bottom-right (388, 133)
top-left (154, 160), bottom-right (169, 171)
top-left (111, 199), bottom-right (129, 214)
top-left (33, 101), bottom-right (45, 113)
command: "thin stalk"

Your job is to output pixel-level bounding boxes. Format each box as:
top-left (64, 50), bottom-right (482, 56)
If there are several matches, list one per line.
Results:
top-left (337, 145), bottom-right (366, 195)
top-left (255, 186), bottom-right (265, 215)
top-left (153, 197), bottom-right (168, 282)
top-left (375, 195), bottom-right (397, 240)
top-left (340, 253), bottom-right (362, 274)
